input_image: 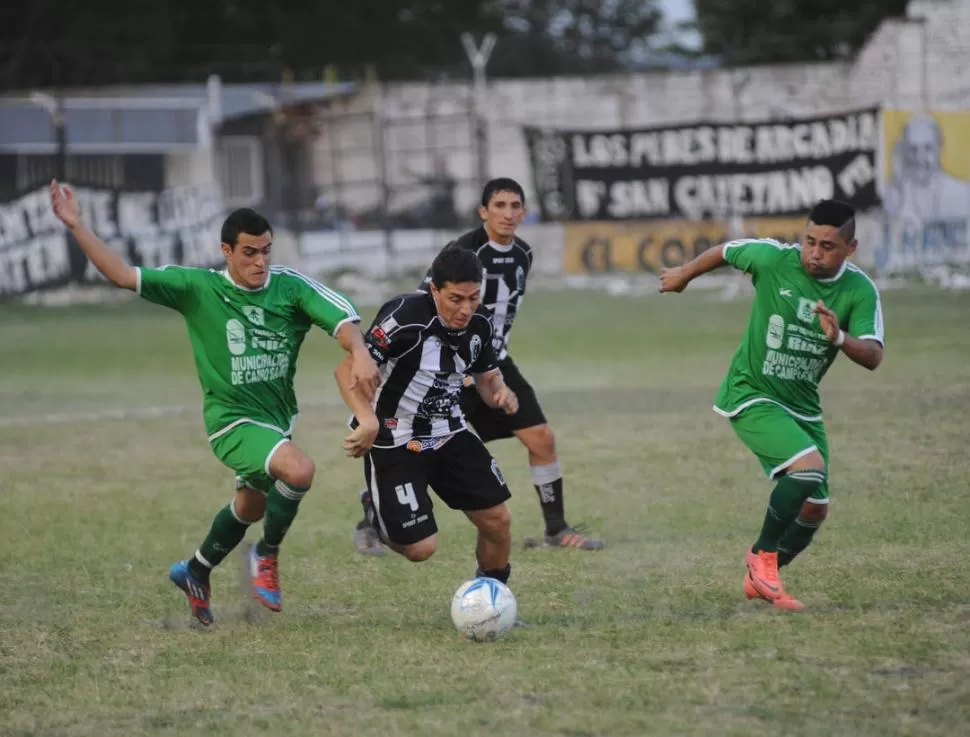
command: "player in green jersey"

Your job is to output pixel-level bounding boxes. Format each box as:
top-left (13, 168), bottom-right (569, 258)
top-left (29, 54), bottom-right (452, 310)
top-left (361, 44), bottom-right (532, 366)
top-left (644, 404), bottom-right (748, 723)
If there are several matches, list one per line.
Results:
top-left (49, 179), bottom-right (380, 625)
top-left (659, 200), bottom-right (885, 610)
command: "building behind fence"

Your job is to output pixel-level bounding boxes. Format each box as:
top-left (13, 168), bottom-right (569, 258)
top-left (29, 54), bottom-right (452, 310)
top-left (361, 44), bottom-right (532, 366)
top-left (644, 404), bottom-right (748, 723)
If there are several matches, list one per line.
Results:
top-left (2, 0), bottom-right (970, 297)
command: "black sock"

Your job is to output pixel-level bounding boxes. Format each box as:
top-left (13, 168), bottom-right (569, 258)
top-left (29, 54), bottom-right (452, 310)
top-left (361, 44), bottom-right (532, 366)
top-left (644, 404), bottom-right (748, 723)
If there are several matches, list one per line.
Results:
top-left (256, 481), bottom-right (308, 556)
top-left (476, 563), bottom-right (511, 584)
top-left (752, 471), bottom-right (824, 553)
top-left (186, 502), bottom-right (253, 585)
top-left (777, 505), bottom-right (826, 566)
top-left (530, 463), bottom-right (567, 536)
top-left (187, 556), bottom-right (211, 585)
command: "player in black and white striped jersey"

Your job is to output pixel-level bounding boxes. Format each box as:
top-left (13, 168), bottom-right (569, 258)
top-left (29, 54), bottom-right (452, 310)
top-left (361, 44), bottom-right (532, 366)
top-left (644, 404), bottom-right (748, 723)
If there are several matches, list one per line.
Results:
top-left (353, 178), bottom-right (604, 554)
top-left (336, 246), bottom-right (520, 584)
top-left (434, 201), bottom-right (533, 364)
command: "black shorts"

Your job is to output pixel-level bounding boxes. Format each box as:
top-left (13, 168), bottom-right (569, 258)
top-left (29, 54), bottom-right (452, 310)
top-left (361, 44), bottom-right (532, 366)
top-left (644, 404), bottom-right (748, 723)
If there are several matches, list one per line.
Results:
top-left (461, 357), bottom-right (547, 443)
top-left (363, 430), bottom-right (512, 545)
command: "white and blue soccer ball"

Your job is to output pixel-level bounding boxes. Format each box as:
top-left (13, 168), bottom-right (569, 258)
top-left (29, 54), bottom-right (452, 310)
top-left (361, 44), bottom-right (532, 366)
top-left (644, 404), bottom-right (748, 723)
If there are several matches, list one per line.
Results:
top-left (450, 577), bottom-right (518, 642)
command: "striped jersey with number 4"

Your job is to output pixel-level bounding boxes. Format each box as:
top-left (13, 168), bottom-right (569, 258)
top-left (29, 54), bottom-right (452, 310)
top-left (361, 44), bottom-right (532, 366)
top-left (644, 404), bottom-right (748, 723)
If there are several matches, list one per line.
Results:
top-left (136, 264), bottom-right (359, 440)
top-left (714, 239), bottom-right (884, 422)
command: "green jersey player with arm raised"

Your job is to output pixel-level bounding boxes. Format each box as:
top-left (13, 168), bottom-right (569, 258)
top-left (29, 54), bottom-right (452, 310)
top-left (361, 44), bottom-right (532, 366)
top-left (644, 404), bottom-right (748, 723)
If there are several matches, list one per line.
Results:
top-left (659, 199), bottom-right (885, 610)
top-left (49, 179), bottom-right (379, 626)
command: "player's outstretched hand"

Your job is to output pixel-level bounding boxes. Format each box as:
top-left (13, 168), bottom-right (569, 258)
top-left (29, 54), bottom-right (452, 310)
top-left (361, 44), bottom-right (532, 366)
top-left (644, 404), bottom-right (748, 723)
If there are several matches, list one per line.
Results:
top-left (494, 387), bottom-right (519, 415)
top-left (348, 350), bottom-right (381, 401)
top-left (812, 300), bottom-right (841, 343)
top-left (343, 418), bottom-right (379, 458)
top-left (50, 179), bottom-right (80, 229)
top-left (659, 266), bottom-right (689, 293)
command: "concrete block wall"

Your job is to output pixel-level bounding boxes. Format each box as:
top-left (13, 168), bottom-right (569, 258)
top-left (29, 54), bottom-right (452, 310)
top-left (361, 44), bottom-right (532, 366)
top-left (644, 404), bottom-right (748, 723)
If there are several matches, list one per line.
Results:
top-left (310, 0), bottom-right (970, 212)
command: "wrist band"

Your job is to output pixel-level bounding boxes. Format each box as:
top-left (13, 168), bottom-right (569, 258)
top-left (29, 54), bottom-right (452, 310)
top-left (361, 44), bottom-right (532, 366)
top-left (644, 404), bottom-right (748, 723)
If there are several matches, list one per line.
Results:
top-left (834, 329), bottom-right (846, 347)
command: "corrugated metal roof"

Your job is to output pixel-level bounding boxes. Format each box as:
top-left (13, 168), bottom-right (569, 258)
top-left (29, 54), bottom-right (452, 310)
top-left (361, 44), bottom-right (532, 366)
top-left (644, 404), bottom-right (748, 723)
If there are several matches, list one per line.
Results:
top-left (0, 81), bottom-right (356, 153)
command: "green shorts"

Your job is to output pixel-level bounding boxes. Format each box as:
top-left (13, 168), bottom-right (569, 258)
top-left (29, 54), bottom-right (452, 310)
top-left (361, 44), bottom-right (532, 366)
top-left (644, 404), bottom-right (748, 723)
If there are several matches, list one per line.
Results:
top-left (209, 422), bottom-right (291, 494)
top-left (728, 401), bottom-right (830, 499)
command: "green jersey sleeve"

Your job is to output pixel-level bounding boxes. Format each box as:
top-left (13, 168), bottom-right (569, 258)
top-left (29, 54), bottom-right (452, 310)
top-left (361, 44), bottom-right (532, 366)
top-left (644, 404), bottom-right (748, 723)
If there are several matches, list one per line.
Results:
top-left (291, 272), bottom-right (361, 335)
top-left (847, 274), bottom-right (885, 346)
top-left (136, 265), bottom-right (202, 313)
top-left (722, 239), bottom-right (789, 277)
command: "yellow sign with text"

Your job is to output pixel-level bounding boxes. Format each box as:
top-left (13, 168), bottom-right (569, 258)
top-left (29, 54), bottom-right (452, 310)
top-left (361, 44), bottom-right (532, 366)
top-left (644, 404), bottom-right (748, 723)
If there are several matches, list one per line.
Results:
top-left (563, 218), bottom-right (806, 274)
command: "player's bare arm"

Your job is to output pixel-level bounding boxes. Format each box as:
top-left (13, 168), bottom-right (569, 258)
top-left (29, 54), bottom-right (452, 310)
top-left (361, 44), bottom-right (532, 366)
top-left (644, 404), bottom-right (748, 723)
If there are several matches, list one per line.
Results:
top-left (813, 300), bottom-right (884, 371)
top-left (334, 322), bottom-right (381, 400)
top-left (475, 369), bottom-right (519, 415)
top-left (659, 244), bottom-right (727, 293)
top-left (335, 356), bottom-right (380, 457)
top-left (49, 179), bottom-right (137, 291)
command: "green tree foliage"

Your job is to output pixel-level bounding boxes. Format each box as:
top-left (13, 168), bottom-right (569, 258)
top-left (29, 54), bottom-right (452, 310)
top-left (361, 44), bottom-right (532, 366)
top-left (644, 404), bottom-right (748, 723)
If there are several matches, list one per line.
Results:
top-left (485, 0), bottom-right (663, 76)
top-left (0, 0), bottom-right (664, 90)
top-left (691, 0), bottom-right (911, 65)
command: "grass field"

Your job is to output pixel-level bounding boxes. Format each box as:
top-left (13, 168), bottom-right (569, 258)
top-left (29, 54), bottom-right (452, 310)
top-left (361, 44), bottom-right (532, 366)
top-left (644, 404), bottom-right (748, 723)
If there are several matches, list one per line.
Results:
top-left (2, 285), bottom-right (970, 737)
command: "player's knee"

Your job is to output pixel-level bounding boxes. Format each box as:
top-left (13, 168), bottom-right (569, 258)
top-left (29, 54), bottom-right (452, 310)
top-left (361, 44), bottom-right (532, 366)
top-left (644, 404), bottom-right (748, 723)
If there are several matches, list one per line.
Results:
top-left (282, 455), bottom-right (315, 489)
top-left (477, 504), bottom-right (512, 538)
top-left (526, 424), bottom-right (556, 459)
top-left (798, 499), bottom-right (829, 526)
top-left (403, 537), bottom-right (437, 562)
top-left (233, 488), bottom-right (266, 523)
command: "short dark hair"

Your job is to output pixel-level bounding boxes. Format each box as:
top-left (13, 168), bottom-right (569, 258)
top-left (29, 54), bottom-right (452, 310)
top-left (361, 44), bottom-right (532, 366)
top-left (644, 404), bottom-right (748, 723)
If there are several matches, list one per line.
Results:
top-left (481, 177), bottom-right (526, 208)
top-left (808, 199), bottom-right (856, 241)
top-left (430, 246), bottom-right (484, 288)
top-left (221, 208), bottom-right (272, 248)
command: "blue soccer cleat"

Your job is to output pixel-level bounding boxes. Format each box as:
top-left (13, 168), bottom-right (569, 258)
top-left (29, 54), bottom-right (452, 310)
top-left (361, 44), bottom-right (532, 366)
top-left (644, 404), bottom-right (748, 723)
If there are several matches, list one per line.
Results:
top-left (168, 560), bottom-right (214, 626)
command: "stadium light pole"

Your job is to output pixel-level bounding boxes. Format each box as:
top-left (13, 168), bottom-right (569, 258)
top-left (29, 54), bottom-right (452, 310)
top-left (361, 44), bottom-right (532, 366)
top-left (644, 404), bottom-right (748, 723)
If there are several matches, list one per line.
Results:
top-left (461, 32), bottom-right (497, 187)
top-left (30, 91), bottom-right (67, 181)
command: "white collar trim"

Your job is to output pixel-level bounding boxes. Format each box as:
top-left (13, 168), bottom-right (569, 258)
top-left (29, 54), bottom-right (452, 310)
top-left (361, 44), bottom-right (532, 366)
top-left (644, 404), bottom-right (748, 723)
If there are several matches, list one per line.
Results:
top-left (487, 239), bottom-right (515, 253)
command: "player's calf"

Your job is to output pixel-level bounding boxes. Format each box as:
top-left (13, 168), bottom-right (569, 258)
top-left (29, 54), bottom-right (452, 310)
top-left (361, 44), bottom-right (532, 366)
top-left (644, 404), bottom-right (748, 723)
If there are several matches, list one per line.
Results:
top-left (516, 424), bottom-right (604, 548)
top-left (753, 463), bottom-right (827, 555)
top-left (260, 443), bottom-right (315, 557)
top-left (517, 424), bottom-right (569, 535)
top-left (245, 442), bottom-right (316, 612)
top-left (778, 499), bottom-right (829, 567)
top-left (747, 463), bottom-right (825, 609)
top-left (466, 503), bottom-right (512, 577)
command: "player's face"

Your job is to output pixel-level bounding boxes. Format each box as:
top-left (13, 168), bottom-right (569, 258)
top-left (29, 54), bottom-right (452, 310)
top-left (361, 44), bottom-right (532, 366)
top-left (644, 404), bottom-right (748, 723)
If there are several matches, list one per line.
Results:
top-left (479, 191), bottom-right (525, 243)
top-left (801, 223), bottom-right (856, 279)
top-left (222, 231), bottom-right (272, 288)
top-left (431, 281), bottom-right (481, 330)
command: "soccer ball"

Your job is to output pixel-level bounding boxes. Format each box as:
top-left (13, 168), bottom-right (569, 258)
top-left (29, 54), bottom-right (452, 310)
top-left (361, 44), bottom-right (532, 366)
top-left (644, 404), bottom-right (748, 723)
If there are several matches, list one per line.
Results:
top-left (450, 577), bottom-right (518, 642)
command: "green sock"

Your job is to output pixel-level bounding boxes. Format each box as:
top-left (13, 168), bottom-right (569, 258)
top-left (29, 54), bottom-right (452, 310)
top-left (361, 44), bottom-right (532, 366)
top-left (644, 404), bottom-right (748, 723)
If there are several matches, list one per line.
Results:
top-left (256, 481), bottom-right (309, 556)
top-left (778, 516), bottom-right (823, 567)
top-left (752, 471), bottom-right (824, 553)
top-left (189, 503), bottom-right (251, 581)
